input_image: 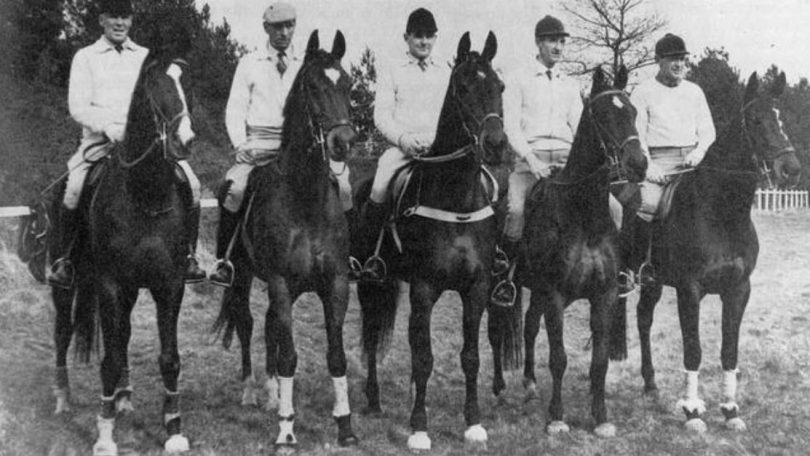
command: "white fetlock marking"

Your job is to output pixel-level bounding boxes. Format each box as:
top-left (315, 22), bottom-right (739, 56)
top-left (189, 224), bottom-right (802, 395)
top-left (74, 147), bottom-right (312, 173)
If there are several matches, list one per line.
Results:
top-left (164, 434), bottom-right (190, 453)
top-left (725, 417), bottom-right (747, 431)
top-left (276, 419), bottom-right (298, 445)
top-left (278, 376), bottom-right (294, 417)
top-left (93, 416), bottom-right (117, 456)
top-left (720, 401), bottom-right (739, 413)
top-left (54, 388), bottom-right (71, 414)
top-left (265, 376), bottom-right (279, 411)
top-left (407, 431), bottom-right (431, 451)
top-left (677, 370), bottom-right (706, 414)
top-left (116, 396), bottom-right (134, 413)
top-left (684, 417), bottom-right (707, 433)
top-left (464, 424), bottom-right (488, 443)
top-left (164, 412), bottom-right (181, 426)
top-left (241, 374), bottom-right (257, 406)
top-left (594, 422), bottom-right (617, 438)
top-left (676, 398), bottom-right (706, 415)
top-left (547, 420), bottom-right (570, 434)
top-left (332, 376), bottom-right (351, 417)
top-left (722, 369), bottom-right (738, 403)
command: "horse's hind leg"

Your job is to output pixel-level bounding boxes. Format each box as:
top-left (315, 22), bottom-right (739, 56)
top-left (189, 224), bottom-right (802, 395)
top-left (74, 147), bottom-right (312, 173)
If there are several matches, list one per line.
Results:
top-left (718, 281), bottom-right (750, 431)
top-left (637, 283), bottom-right (663, 395)
top-left (114, 286), bottom-right (138, 413)
top-left (318, 274), bottom-right (358, 447)
top-left (406, 280), bottom-right (440, 451)
top-left (152, 281), bottom-right (190, 452)
top-left (523, 290), bottom-right (544, 399)
top-left (358, 279), bottom-right (398, 415)
top-left (52, 286), bottom-right (74, 414)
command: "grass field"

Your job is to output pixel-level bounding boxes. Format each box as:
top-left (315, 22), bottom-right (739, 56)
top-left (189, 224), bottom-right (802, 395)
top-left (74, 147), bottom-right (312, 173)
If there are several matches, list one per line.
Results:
top-left (0, 210), bottom-right (808, 455)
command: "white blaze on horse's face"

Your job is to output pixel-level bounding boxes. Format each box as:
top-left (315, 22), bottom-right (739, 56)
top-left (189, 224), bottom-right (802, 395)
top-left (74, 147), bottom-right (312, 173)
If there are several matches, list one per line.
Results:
top-left (774, 108), bottom-right (790, 141)
top-left (612, 96), bottom-right (624, 109)
top-left (166, 63), bottom-right (195, 146)
top-left (324, 68), bottom-right (340, 85)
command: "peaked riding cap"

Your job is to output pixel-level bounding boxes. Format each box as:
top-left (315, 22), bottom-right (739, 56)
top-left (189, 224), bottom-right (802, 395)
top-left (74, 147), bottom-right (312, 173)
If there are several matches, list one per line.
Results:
top-left (263, 2), bottom-right (297, 24)
top-left (99, 0), bottom-right (133, 16)
top-left (406, 8), bottom-right (438, 35)
top-left (655, 33), bottom-right (689, 59)
top-left (535, 15), bottom-right (569, 39)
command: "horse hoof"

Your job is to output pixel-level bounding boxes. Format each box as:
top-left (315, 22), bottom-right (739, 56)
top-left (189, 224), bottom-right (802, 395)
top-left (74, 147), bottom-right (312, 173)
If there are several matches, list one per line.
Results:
top-left (361, 404), bottom-right (383, 416)
top-left (115, 397), bottom-right (134, 413)
top-left (725, 417), bottom-right (747, 431)
top-left (464, 424), bottom-right (488, 445)
top-left (338, 433), bottom-right (359, 447)
top-left (684, 418), bottom-right (707, 433)
top-left (523, 381), bottom-right (539, 402)
top-left (54, 388), bottom-right (71, 415)
top-left (594, 422), bottom-right (617, 438)
top-left (276, 432), bottom-right (298, 446)
top-left (547, 421), bottom-right (570, 434)
top-left (164, 434), bottom-right (190, 453)
top-left (407, 431), bottom-right (431, 451)
top-left (92, 439), bottom-right (117, 456)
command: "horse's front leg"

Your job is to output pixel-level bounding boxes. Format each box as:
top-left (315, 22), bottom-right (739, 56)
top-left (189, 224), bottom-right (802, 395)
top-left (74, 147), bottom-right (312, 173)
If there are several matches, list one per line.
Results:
top-left (676, 284), bottom-right (707, 433)
top-left (318, 272), bottom-right (358, 447)
top-left (719, 280), bottom-right (751, 431)
top-left (266, 275), bottom-right (298, 448)
top-left (637, 283), bottom-right (663, 395)
top-left (114, 287), bottom-right (138, 414)
top-left (543, 290), bottom-right (569, 434)
top-left (152, 280), bottom-right (190, 453)
top-left (93, 277), bottom-right (126, 456)
top-left (459, 279), bottom-right (489, 447)
top-left (589, 290), bottom-right (617, 437)
top-left (523, 290), bottom-right (544, 400)
top-left (407, 280), bottom-right (440, 451)
top-left (52, 285), bottom-right (74, 415)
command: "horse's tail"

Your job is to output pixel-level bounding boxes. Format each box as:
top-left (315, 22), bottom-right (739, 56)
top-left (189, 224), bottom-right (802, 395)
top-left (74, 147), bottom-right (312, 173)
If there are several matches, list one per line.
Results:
top-left (69, 279), bottom-right (100, 363)
top-left (359, 280), bottom-right (398, 361)
top-left (488, 288), bottom-right (523, 371)
top-left (213, 287), bottom-right (240, 350)
top-left (609, 295), bottom-right (628, 361)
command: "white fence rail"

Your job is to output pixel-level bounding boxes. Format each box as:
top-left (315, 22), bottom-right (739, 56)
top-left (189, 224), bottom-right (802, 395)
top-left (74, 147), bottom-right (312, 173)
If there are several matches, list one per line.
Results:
top-left (753, 189), bottom-right (810, 211)
top-left (0, 198), bottom-right (219, 219)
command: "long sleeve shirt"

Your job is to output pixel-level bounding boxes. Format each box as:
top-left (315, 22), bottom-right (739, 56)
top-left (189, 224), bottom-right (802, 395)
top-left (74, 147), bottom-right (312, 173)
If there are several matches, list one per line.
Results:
top-left (68, 37), bottom-right (148, 148)
top-left (631, 78), bottom-right (716, 159)
top-left (503, 59), bottom-right (582, 158)
top-left (225, 43), bottom-right (302, 150)
top-left (373, 52), bottom-right (450, 146)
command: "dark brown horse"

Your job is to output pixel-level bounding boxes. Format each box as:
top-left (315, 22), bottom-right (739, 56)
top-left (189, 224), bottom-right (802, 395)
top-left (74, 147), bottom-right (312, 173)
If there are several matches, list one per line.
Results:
top-left (611, 71), bottom-right (801, 433)
top-left (212, 31), bottom-right (358, 448)
top-left (491, 66), bottom-right (647, 437)
top-left (355, 32), bottom-right (510, 451)
top-left (62, 51), bottom-right (199, 454)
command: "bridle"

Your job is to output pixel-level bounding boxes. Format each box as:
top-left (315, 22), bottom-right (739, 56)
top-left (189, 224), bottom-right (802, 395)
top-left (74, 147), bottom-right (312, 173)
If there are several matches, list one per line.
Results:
top-left (586, 89), bottom-right (640, 183)
top-left (119, 59), bottom-right (191, 169)
top-left (413, 60), bottom-right (503, 165)
top-left (739, 97), bottom-right (795, 186)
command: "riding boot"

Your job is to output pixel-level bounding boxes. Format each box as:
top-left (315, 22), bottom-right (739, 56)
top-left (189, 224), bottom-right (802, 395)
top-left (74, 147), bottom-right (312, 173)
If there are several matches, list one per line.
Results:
top-left (208, 208), bottom-right (241, 288)
top-left (46, 208), bottom-right (78, 289)
top-left (183, 205), bottom-right (206, 284)
top-left (357, 200), bottom-right (389, 282)
top-left (617, 221), bottom-right (637, 296)
top-left (634, 218), bottom-right (656, 287)
top-left (490, 238), bottom-right (520, 307)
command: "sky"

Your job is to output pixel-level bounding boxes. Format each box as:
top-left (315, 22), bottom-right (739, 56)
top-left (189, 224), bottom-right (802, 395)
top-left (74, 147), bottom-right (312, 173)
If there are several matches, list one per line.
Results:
top-left (201, 0), bottom-right (810, 84)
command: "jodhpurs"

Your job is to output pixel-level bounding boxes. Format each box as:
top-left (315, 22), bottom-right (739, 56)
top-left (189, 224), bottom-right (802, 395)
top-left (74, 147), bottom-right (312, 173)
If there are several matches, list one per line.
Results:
top-left (638, 146), bottom-right (695, 222)
top-left (370, 146), bottom-right (412, 204)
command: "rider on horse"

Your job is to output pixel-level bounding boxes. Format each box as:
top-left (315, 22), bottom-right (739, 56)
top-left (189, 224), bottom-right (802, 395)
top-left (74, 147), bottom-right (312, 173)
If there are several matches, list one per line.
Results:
top-left (48, 0), bottom-right (205, 288)
top-left (353, 8), bottom-right (451, 282)
top-left (623, 33), bottom-right (716, 285)
top-left (208, 2), bottom-right (354, 287)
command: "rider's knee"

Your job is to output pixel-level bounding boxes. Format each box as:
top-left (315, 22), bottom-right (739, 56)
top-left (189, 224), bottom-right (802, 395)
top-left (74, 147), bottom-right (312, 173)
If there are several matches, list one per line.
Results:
top-left (175, 160), bottom-right (201, 204)
top-left (63, 166), bottom-right (91, 210)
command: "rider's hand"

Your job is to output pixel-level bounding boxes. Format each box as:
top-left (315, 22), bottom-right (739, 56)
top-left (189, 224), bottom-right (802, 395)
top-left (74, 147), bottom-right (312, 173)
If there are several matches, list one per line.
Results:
top-left (645, 161), bottom-right (666, 183)
top-left (103, 123), bottom-right (126, 143)
top-left (683, 149), bottom-right (705, 168)
top-left (399, 133), bottom-right (425, 157)
top-left (525, 153), bottom-right (551, 179)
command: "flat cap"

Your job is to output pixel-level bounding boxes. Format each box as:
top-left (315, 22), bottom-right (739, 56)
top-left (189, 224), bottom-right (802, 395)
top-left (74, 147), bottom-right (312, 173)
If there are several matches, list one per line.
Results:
top-left (535, 15), bottom-right (569, 39)
top-left (263, 2), bottom-right (296, 24)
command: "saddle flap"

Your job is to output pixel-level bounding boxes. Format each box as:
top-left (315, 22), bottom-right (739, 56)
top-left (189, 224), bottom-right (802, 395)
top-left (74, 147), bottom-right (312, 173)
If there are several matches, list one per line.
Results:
top-left (657, 174), bottom-right (684, 221)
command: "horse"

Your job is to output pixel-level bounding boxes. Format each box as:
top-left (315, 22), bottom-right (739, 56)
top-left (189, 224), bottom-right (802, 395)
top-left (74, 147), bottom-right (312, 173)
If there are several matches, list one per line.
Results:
top-left (57, 48), bottom-right (199, 454)
top-left (490, 66), bottom-right (648, 437)
top-left (355, 32), bottom-right (511, 451)
top-left (211, 30), bottom-right (358, 448)
top-left (610, 71), bottom-right (802, 433)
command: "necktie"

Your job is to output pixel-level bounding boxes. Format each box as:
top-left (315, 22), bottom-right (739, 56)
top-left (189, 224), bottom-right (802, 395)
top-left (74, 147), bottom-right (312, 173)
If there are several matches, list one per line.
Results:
top-left (277, 51), bottom-right (287, 76)
top-left (546, 69), bottom-right (553, 81)
top-left (114, 43), bottom-right (123, 53)
top-left (418, 59), bottom-right (428, 72)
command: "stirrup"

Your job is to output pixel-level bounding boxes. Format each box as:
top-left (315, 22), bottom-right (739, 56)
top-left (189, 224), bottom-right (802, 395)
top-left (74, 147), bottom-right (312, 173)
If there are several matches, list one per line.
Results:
top-left (617, 270), bottom-right (637, 298)
top-left (491, 246), bottom-right (511, 277)
top-left (46, 258), bottom-right (74, 289)
top-left (209, 259), bottom-right (235, 288)
top-left (490, 278), bottom-right (517, 308)
top-left (637, 261), bottom-right (656, 287)
top-left (360, 255), bottom-right (387, 283)
top-left (184, 255), bottom-right (206, 284)
top-left (348, 256), bottom-right (363, 281)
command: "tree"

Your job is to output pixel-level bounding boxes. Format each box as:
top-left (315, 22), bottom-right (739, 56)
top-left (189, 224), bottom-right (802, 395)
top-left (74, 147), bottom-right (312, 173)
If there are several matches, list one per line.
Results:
top-left (4, 0), bottom-right (66, 82)
top-left (561, 0), bottom-right (666, 77)
top-left (687, 47), bottom-right (742, 135)
top-left (349, 47), bottom-right (387, 159)
top-left (762, 65), bottom-right (810, 189)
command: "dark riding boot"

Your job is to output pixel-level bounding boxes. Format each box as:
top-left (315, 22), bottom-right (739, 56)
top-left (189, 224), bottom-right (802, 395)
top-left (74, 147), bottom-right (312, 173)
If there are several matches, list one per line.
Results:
top-left (208, 208), bottom-right (240, 288)
top-left (634, 218), bottom-right (656, 287)
top-left (183, 205), bottom-right (206, 284)
top-left (617, 222), bottom-right (637, 296)
top-left (490, 238), bottom-right (520, 307)
top-left (357, 200), bottom-right (389, 282)
top-left (46, 208), bottom-right (78, 289)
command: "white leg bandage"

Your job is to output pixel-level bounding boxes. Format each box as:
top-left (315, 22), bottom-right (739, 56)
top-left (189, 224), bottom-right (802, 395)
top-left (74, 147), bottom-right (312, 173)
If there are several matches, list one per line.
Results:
top-left (676, 370), bottom-right (706, 414)
top-left (720, 369), bottom-right (739, 411)
top-left (332, 376), bottom-right (351, 417)
top-left (278, 376), bottom-right (294, 418)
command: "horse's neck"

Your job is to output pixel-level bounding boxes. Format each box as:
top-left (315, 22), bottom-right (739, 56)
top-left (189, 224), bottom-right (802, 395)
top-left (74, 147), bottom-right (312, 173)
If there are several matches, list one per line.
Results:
top-left (701, 114), bottom-right (755, 172)
top-left (281, 108), bottom-right (329, 204)
top-left (559, 109), bottom-right (605, 185)
top-left (430, 90), bottom-right (470, 154)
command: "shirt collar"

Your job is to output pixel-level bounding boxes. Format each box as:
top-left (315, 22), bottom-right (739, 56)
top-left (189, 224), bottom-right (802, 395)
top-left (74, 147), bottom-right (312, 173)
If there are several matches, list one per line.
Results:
top-left (264, 42), bottom-right (298, 62)
top-left (405, 51), bottom-right (434, 68)
top-left (95, 36), bottom-right (137, 53)
top-left (532, 57), bottom-right (556, 78)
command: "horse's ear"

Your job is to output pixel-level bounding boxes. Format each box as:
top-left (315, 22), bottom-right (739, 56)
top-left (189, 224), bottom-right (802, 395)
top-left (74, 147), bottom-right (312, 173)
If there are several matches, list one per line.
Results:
top-left (744, 72), bottom-right (759, 104)
top-left (306, 30), bottom-right (320, 55)
top-left (591, 66), bottom-right (606, 96)
top-left (331, 30), bottom-right (346, 60)
top-left (772, 71), bottom-right (787, 97)
top-left (614, 65), bottom-right (628, 90)
top-left (456, 32), bottom-right (471, 65)
top-left (482, 31), bottom-right (497, 62)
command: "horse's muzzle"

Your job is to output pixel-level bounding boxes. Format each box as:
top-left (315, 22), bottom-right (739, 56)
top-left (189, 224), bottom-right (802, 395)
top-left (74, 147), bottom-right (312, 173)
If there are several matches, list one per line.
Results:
top-left (327, 123), bottom-right (357, 161)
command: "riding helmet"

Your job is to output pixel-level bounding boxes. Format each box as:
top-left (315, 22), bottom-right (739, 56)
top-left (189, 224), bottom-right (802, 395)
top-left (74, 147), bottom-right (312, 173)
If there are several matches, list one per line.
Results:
top-left (535, 15), bottom-right (569, 39)
top-left (406, 8), bottom-right (438, 35)
top-left (655, 33), bottom-right (689, 59)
